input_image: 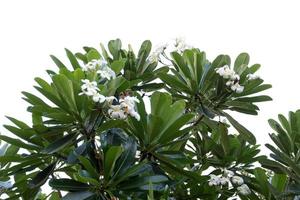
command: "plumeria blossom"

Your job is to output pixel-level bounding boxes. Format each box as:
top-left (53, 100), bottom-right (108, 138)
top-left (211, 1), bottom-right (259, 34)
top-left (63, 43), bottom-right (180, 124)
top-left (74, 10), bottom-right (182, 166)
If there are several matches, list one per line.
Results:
top-left (208, 169), bottom-right (251, 196)
top-left (174, 37), bottom-right (191, 53)
top-left (83, 59), bottom-right (107, 72)
top-left (119, 96), bottom-right (141, 121)
top-left (208, 174), bottom-right (221, 186)
top-left (231, 175), bottom-right (244, 185)
top-left (108, 105), bottom-right (127, 120)
top-left (215, 65), bottom-right (244, 93)
top-left (79, 79), bottom-right (111, 103)
top-left (79, 79), bottom-right (99, 96)
top-left (97, 66), bottom-right (116, 80)
top-left (105, 96), bottom-right (117, 104)
top-left (230, 82), bottom-right (244, 93)
top-left (216, 65), bottom-right (236, 79)
top-left (246, 73), bottom-right (260, 80)
top-left (92, 93), bottom-right (106, 103)
top-left (107, 95), bottom-right (141, 121)
top-left (120, 96), bottom-right (140, 108)
top-left (83, 58), bottom-right (116, 80)
top-left (0, 180), bottom-right (12, 189)
top-left (223, 169), bottom-right (234, 177)
top-left (237, 184), bottom-right (251, 195)
top-left (148, 43), bottom-right (168, 63)
top-left (219, 177), bottom-right (229, 185)
top-left (208, 174), bottom-right (229, 186)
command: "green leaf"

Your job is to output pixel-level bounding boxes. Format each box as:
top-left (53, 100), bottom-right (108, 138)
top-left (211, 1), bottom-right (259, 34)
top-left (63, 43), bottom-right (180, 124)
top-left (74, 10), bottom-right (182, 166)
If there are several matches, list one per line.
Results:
top-left (52, 74), bottom-right (78, 113)
top-left (5, 116), bottom-right (30, 129)
top-left (77, 156), bottom-right (99, 180)
top-left (271, 173), bottom-right (287, 192)
top-left (235, 95), bottom-right (272, 103)
top-left (108, 39), bottom-right (122, 59)
top-left (49, 192), bottom-right (61, 200)
top-left (219, 123), bottom-right (230, 155)
top-left (234, 53), bottom-right (249, 74)
top-left (0, 135), bottom-right (40, 151)
top-left (50, 55), bottom-right (68, 70)
top-left (29, 162), bottom-right (56, 188)
top-left (42, 134), bottom-right (75, 154)
top-left (111, 59), bottom-right (126, 74)
top-left (223, 112), bottom-right (256, 144)
top-left (118, 175), bottom-right (168, 190)
top-left (171, 51), bottom-right (191, 80)
top-left (158, 73), bottom-right (191, 93)
top-left (137, 40), bottom-right (152, 73)
top-left (65, 48), bottom-right (81, 70)
top-left (254, 168), bottom-right (270, 196)
top-left (49, 179), bottom-right (90, 191)
top-left (104, 146), bottom-right (123, 181)
top-left (86, 49), bottom-right (101, 61)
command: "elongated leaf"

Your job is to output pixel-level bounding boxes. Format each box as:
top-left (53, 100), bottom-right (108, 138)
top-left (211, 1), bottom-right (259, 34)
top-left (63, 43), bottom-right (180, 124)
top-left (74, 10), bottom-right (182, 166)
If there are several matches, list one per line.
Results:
top-left (223, 112), bottom-right (256, 144)
top-left (65, 48), bottom-right (81, 69)
top-left (50, 55), bottom-right (68, 69)
top-left (77, 156), bottom-right (99, 180)
top-left (0, 135), bottom-right (40, 151)
top-left (29, 162), bottom-right (56, 188)
top-left (104, 146), bottom-right (123, 181)
top-left (42, 134), bottom-right (75, 154)
top-left (235, 95), bottom-right (272, 103)
top-left (49, 179), bottom-right (90, 191)
top-left (234, 53), bottom-right (249, 74)
top-left (52, 74), bottom-right (78, 113)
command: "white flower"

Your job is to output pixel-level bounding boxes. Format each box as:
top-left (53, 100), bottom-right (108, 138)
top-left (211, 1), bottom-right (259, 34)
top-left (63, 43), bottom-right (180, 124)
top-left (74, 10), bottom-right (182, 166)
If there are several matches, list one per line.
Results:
top-left (155, 43), bottom-right (168, 55)
top-left (219, 177), bottom-right (229, 185)
top-left (97, 67), bottom-right (116, 80)
top-left (231, 74), bottom-right (240, 81)
top-left (231, 82), bottom-right (244, 93)
top-left (237, 184), bottom-right (251, 195)
top-left (120, 96), bottom-right (140, 121)
top-left (120, 96), bottom-right (140, 107)
top-left (83, 59), bottom-right (108, 72)
top-left (215, 65), bottom-right (236, 79)
top-left (208, 174), bottom-right (221, 186)
top-left (147, 44), bottom-right (168, 63)
top-left (0, 180), bottom-right (12, 189)
top-left (174, 37), bottom-right (191, 53)
top-left (226, 80), bottom-right (234, 86)
top-left (105, 96), bottom-right (117, 104)
top-left (79, 79), bottom-right (99, 96)
top-left (148, 53), bottom-right (159, 63)
top-left (223, 169), bottom-right (234, 177)
top-left (231, 176), bottom-right (244, 185)
top-left (246, 73), bottom-right (260, 80)
top-left (129, 110), bottom-right (141, 121)
top-left (108, 105), bottom-right (127, 120)
top-left (92, 93), bottom-right (106, 103)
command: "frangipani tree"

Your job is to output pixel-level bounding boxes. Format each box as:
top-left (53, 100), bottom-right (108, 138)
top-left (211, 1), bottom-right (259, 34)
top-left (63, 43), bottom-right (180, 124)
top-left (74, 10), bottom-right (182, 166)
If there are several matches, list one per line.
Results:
top-left (0, 38), bottom-right (298, 199)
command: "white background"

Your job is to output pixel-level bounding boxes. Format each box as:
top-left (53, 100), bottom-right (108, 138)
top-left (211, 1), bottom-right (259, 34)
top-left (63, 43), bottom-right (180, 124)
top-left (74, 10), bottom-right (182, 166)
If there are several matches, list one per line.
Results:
top-left (0, 0), bottom-right (300, 154)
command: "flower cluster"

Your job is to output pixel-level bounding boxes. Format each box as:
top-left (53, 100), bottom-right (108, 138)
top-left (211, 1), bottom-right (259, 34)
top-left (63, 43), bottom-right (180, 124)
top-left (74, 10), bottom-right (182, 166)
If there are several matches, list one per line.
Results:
top-left (83, 59), bottom-right (116, 80)
top-left (208, 169), bottom-right (251, 196)
top-left (148, 43), bottom-right (168, 63)
top-left (79, 79), bottom-right (106, 103)
top-left (215, 65), bottom-right (244, 93)
top-left (174, 37), bottom-right (191, 53)
top-left (79, 79), bottom-right (140, 121)
top-left (108, 96), bottom-right (140, 121)
top-left (147, 37), bottom-right (192, 63)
